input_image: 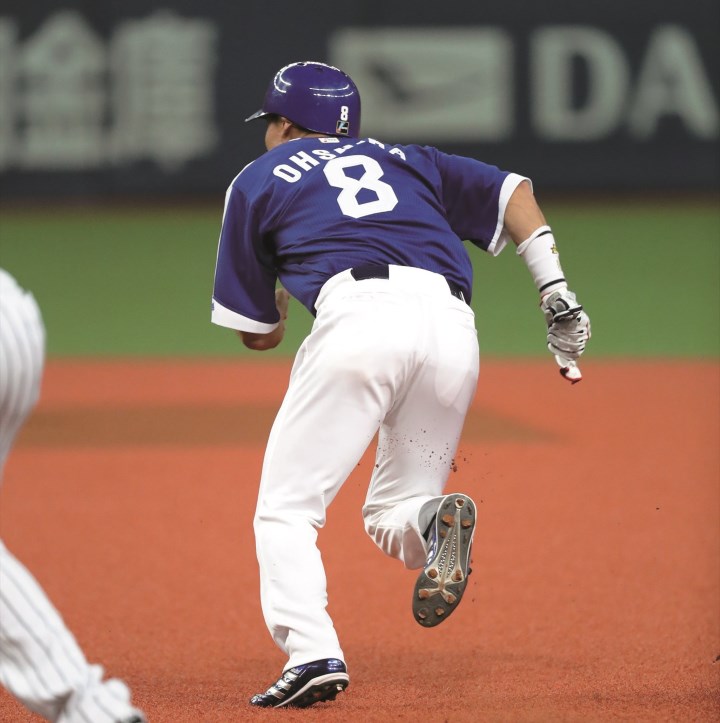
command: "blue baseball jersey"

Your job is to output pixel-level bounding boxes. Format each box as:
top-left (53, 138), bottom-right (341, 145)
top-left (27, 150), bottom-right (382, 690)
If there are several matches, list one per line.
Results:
top-left (212, 136), bottom-right (527, 332)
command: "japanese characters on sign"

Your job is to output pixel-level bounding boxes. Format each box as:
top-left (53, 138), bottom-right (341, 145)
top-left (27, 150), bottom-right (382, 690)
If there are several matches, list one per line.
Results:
top-left (0, 10), bottom-right (218, 171)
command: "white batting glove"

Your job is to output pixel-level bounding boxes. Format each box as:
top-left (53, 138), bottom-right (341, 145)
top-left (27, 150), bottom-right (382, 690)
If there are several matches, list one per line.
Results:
top-left (541, 289), bottom-right (591, 361)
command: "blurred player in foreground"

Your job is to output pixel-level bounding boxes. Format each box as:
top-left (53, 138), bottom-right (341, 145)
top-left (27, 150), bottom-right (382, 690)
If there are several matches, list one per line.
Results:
top-left (0, 268), bottom-right (146, 723)
top-left (211, 61), bottom-right (591, 708)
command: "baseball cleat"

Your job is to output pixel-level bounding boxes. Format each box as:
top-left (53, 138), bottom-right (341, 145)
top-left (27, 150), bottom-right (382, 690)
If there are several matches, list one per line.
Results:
top-left (413, 493), bottom-right (475, 627)
top-left (249, 658), bottom-right (349, 708)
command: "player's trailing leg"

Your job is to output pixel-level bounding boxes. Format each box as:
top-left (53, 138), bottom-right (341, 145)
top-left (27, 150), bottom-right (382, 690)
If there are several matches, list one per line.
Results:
top-left (413, 493), bottom-right (476, 627)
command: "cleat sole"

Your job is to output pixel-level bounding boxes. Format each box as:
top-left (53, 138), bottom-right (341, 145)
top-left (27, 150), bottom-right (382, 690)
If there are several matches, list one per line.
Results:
top-left (412, 493), bottom-right (475, 627)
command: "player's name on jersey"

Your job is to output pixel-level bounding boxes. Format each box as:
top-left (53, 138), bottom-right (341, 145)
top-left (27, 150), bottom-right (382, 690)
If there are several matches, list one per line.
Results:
top-left (272, 138), bottom-right (407, 183)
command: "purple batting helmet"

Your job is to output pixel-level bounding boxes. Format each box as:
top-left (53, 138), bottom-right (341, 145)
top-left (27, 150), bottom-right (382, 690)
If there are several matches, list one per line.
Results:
top-left (245, 61), bottom-right (361, 137)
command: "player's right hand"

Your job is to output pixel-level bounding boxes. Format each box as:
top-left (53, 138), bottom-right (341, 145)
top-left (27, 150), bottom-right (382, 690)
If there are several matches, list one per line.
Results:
top-left (541, 288), bottom-right (591, 360)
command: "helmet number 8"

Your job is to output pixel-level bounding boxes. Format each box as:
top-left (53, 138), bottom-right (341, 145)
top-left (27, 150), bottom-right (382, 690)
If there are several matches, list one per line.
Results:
top-left (323, 155), bottom-right (398, 219)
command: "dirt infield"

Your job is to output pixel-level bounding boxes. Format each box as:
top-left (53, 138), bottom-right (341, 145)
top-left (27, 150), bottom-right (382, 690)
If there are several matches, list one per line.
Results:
top-left (0, 359), bottom-right (718, 722)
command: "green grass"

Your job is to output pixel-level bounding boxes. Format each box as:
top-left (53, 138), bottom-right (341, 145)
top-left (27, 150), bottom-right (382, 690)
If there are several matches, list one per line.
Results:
top-left (0, 199), bottom-right (718, 357)
top-left (473, 199), bottom-right (720, 357)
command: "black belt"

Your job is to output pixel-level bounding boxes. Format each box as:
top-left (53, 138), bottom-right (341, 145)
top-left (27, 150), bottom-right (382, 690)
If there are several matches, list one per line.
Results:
top-left (350, 263), bottom-right (466, 303)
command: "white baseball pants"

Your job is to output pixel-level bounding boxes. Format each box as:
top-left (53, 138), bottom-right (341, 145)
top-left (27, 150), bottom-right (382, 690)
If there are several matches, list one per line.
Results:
top-left (0, 269), bottom-right (141, 723)
top-left (254, 266), bottom-right (480, 670)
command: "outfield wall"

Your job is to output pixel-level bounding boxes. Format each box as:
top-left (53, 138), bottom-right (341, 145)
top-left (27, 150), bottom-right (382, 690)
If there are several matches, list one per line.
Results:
top-left (0, 0), bottom-right (717, 199)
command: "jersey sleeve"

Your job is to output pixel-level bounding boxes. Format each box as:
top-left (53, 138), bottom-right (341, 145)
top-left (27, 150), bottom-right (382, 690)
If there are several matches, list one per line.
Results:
top-left (433, 149), bottom-right (528, 256)
top-left (211, 183), bottom-right (280, 332)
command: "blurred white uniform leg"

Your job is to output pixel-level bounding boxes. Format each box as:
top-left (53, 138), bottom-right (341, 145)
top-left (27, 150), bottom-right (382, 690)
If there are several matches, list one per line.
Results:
top-left (254, 267), bottom-right (479, 670)
top-left (0, 269), bottom-right (142, 723)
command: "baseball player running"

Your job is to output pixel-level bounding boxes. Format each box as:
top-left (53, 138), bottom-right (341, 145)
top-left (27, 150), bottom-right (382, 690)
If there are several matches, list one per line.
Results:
top-left (211, 61), bottom-right (590, 708)
top-left (0, 268), bottom-right (146, 723)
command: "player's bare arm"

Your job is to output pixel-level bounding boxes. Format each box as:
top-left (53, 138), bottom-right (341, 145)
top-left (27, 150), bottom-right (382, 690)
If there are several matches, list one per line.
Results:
top-left (503, 179), bottom-right (547, 244)
top-left (239, 287), bottom-right (290, 351)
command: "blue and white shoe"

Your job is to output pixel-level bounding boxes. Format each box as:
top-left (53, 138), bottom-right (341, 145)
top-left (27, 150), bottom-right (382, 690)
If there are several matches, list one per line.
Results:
top-left (249, 658), bottom-right (349, 708)
top-left (413, 493), bottom-right (476, 627)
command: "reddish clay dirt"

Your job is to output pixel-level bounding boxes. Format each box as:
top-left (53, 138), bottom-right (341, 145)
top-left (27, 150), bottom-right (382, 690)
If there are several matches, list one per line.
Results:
top-left (0, 359), bottom-right (718, 722)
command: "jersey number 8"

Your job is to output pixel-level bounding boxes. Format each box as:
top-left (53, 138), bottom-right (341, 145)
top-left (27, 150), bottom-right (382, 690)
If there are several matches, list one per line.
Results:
top-left (323, 155), bottom-right (398, 219)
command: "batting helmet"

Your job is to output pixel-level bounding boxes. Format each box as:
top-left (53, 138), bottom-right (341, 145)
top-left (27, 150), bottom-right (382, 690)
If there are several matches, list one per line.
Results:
top-left (245, 61), bottom-right (361, 137)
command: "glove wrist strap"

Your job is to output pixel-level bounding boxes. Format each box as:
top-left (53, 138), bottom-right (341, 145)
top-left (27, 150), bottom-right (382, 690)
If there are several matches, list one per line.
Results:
top-left (516, 225), bottom-right (567, 297)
